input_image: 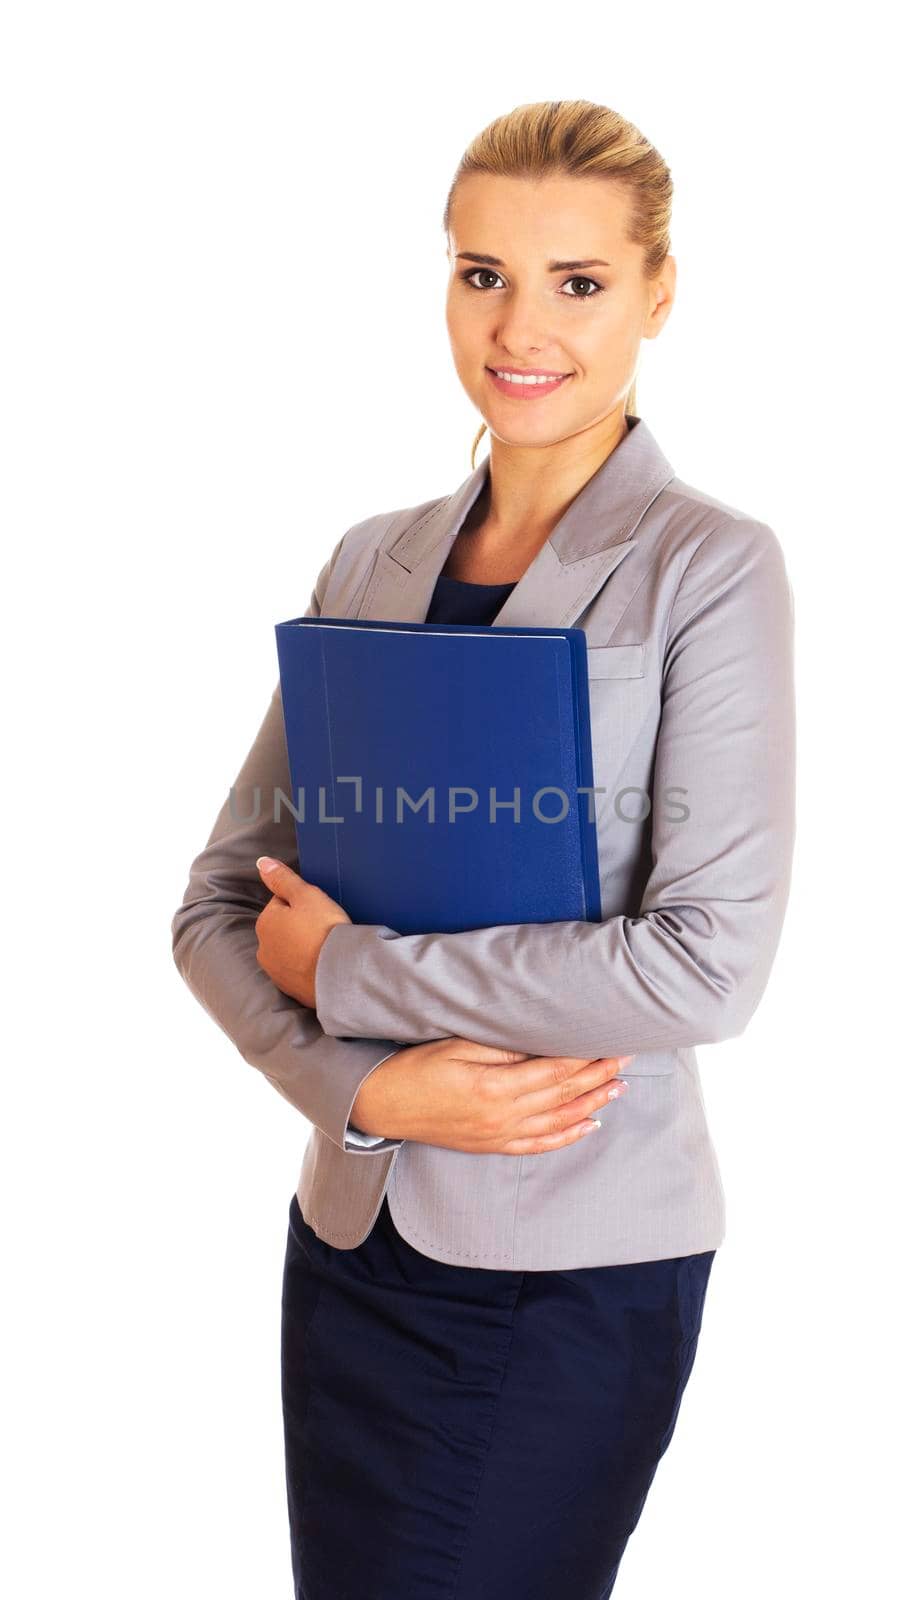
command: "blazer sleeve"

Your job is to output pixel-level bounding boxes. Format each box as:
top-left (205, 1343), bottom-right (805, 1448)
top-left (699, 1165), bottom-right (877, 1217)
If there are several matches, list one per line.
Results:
top-left (170, 535), bottom-right (406, 1157)
top-left (313, 517), bottom-right (797, 1060)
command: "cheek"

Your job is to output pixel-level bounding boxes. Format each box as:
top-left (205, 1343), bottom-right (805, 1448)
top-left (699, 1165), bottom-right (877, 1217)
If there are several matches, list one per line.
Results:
top-left (447, 285), bottom-right (491, 329)
top-left (448, 328), bottom-right (488, 388)
top-left (445, 309), bottom-right (477, 368)
top-left (579, 316), bottom-right (631, 368)
top-left (445, 289), bottom-right (471, 328)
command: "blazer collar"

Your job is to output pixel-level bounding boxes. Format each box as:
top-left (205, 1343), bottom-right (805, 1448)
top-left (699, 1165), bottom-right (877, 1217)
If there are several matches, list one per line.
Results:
top-left (355, 414), bottom-right (676, 632)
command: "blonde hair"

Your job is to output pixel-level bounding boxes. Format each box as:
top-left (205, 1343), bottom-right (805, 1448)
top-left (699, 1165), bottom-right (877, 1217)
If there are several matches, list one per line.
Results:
top-left (444, 100), bottom-right (673, 469)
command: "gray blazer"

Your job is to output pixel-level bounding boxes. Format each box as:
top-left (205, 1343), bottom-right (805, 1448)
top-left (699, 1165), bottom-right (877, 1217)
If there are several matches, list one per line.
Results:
top-left (171, 416), bottom-right (796, 1269)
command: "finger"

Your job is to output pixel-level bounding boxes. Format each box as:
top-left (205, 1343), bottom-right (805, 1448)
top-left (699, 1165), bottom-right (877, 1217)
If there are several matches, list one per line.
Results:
top-left (447, 1040), bottom-right (533, 1064)
top-left (503, 1052), bottom-right (635, 1099)
top-left (495, 1116), bottom-right (609, 1155)
top-left (510, 1055), bottom-right (631, 1117)
top-left (256, 856), bottom-right (302, 904)
top-left (518, 1073), bottom-right (631, 1132)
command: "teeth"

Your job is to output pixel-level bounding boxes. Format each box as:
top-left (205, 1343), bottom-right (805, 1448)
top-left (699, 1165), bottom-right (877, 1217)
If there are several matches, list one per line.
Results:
top-left (493, 370), bottom-right (566, 385)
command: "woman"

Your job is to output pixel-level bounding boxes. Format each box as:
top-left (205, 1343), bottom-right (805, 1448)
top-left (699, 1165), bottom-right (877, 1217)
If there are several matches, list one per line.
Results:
top-left (172, 100), bottom-right (795, 1599)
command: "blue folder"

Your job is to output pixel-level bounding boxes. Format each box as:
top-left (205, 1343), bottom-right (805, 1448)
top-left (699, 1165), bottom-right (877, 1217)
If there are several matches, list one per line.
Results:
top-left (274, 614), bottom-right (602, 935)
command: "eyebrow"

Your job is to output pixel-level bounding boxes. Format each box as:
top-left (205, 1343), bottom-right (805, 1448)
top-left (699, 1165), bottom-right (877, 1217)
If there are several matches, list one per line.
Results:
top-left (455, 251), bottom-right (612, 271)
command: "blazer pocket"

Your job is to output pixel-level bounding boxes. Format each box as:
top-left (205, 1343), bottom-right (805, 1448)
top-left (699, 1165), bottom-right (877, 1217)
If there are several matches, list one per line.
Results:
top-left (586, 642), bottom-right (646, 679)
top-left (617, 1055), bottom-right (675, 1076)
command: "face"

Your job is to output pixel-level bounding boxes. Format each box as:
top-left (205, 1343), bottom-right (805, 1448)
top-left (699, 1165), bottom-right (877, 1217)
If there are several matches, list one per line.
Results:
top-left (445, 173), bottom-right (675, 448)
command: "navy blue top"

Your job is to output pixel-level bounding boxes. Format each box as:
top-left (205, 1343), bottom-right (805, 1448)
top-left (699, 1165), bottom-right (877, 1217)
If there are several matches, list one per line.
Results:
top-left (425, 572), bottom-right (518, 626)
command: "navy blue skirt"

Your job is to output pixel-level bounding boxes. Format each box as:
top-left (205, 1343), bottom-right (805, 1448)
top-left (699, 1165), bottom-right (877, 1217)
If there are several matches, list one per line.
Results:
top-left (281, 1191), bottom-right (714, 1600)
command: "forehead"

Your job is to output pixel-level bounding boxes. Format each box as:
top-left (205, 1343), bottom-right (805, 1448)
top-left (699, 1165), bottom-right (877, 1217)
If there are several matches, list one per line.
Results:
top-left (448, 172), bottom-right (634, 257)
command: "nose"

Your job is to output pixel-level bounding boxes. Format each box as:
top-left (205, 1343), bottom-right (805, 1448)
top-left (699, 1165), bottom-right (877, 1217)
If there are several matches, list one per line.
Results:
top-left (492, 287), bottom-right (553, 361)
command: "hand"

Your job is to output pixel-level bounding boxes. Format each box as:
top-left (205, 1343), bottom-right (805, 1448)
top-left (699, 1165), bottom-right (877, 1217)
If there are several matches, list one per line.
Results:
top-left (351, 1039), bottom-right (636, 1154)
top-left (253, 856), bottom-right (350, 1009)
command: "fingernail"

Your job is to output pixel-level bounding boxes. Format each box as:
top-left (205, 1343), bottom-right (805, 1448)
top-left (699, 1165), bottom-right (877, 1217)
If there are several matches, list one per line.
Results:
top-left (617, 1055), bottom-right (635, 1066)
top-left (606, 1081), bottom-right (629, 1100)
top-left (582, 1118), bottom-right (601, 1133)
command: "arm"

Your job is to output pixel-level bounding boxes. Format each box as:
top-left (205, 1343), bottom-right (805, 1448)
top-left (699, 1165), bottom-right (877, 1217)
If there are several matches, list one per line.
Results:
top-left (314, 518), bottom-right (796, 1059)
top-left (170, 535), bottom-right (405, 1156)
top-left (343, 1060), bottom-right (399, 1146)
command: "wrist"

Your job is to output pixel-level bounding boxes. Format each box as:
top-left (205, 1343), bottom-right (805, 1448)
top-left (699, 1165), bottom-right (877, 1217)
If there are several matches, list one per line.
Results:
top-left (350, 1051), bottom-right (402, 1140)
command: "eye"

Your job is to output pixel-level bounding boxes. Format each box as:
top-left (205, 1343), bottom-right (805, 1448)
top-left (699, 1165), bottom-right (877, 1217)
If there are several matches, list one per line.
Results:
top-left (459, 268), bottom-right (604, 301)
top-left (460, 268), bottom-right (505, 291)
top-left (559, 276), bottom-right (604, 300)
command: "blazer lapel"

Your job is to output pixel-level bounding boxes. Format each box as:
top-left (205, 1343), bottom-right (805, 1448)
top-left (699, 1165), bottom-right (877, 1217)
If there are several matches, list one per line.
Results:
top-left (355, 416), bottom-right (676, 636)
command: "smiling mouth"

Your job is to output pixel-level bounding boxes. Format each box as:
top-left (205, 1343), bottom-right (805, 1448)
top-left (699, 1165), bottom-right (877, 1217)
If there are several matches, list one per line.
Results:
top-left (485, 367), bottom-right (574, 392)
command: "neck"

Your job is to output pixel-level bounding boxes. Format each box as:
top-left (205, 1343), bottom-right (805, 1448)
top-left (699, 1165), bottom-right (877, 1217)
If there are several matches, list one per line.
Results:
top-left (470, 410), bottom-right (632, 568)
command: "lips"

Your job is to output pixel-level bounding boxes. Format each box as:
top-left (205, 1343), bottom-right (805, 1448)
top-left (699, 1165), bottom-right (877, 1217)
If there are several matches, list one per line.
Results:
top-left (489, 367), bottom-right (571, 379)
top-left (485, 368), bottom-right (573, 399)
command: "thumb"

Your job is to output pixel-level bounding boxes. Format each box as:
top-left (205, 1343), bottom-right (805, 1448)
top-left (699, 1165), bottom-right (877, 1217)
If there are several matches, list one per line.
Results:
top-left (256, 856), bottom-right (302, 902)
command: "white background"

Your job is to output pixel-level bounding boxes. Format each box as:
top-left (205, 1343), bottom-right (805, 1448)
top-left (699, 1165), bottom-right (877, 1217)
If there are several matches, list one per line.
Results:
top-left (3, 3), bottom-right (908, 1595)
